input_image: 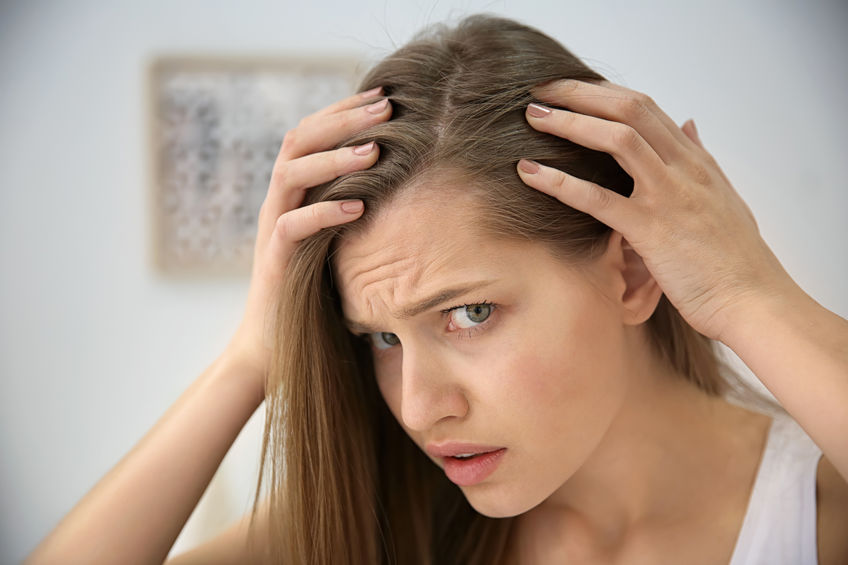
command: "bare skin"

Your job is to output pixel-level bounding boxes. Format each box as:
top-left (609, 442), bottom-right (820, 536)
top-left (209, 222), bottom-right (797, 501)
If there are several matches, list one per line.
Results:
top-left (25, 88), bottom-right (391, 565)
top-left (512, 79), bottom-right (848, 563)
top-left (25, 73), bottom-right (848, 564)
top-left (333, 185), bottom-right (829, 564)
top-left (502, 398), bottom-right (773, 564)
top-left (504, 424), bottom-right (848, 565)
top-left (518, 80), bottom-right (848, 483)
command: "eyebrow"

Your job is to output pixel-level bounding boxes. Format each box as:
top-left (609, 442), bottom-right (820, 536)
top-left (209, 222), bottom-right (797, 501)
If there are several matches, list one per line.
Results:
top-left (344, 280), bottom-right (497, 334)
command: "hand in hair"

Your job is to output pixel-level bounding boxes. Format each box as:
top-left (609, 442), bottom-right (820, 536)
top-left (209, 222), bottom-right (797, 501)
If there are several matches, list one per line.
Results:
top-left (25, 91), bottom-right (391, 565)
top-left (225, 87), bottom-right (390, 393)
top-left (516, 79), bottom-right (789, 343)
top-left (516, 79), bottom-right (848, 484)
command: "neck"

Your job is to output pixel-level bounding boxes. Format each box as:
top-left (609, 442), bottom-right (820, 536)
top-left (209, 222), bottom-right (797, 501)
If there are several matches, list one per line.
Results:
top-left (512, 334), bottom-right (768, 555)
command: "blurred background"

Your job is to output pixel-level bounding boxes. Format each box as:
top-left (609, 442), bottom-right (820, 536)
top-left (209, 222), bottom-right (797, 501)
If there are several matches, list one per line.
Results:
top-left (1, 0), bottom-right (846, 562)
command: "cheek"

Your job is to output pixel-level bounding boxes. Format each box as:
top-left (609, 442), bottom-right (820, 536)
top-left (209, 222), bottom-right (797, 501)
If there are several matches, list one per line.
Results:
top-left (489, 303), bottom-right (629, 442)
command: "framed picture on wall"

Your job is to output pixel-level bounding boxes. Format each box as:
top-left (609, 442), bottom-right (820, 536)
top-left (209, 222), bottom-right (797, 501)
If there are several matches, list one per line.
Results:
top-left (147, 55), bottom-right (364, 275)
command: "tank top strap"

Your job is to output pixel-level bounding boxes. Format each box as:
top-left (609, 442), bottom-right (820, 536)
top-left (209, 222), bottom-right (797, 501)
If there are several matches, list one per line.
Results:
top-left (728, 413), bottom-right (822, 565)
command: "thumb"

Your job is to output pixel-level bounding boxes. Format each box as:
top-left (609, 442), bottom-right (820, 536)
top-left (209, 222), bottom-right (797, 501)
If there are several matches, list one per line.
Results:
top-left (681, 119), bottom-right (704, 148)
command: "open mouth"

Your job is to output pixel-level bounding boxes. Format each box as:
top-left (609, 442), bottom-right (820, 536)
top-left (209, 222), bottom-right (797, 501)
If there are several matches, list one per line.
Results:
top-left (450, 451), bottom-right (494, 460)
top-left (442, 448), bottom-right (507, 486)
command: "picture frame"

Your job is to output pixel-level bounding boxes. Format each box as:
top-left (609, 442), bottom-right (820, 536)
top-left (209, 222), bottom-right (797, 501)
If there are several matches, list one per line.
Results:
top-left (147, 55), bottom-right (364, 275)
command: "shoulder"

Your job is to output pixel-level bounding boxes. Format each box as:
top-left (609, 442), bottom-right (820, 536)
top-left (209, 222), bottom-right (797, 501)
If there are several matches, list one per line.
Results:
top-left (816, 455), bottom-right (848, 565)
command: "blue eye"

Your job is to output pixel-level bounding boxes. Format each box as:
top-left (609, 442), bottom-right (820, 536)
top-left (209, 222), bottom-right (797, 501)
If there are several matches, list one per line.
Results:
top-left (369, 331), bottom-right (400, 350)
top-left (449, 303), bottom-right (493, 329)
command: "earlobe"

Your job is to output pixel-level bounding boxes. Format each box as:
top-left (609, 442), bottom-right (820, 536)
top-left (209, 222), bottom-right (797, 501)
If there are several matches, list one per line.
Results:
top-left (607, 232), bottom-right (664, 325)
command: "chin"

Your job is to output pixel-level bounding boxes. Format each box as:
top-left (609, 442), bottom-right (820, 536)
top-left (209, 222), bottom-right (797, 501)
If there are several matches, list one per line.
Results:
top-left (461, 484), bottom-right (548, 518)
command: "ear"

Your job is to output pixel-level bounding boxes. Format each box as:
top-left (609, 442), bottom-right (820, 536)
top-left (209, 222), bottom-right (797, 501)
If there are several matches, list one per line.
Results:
top-left (603, 231), bottom-right (664, 325)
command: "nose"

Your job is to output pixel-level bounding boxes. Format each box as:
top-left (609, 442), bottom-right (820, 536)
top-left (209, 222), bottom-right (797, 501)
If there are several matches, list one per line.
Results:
top-left (400, 343), bottom-right (468, 432)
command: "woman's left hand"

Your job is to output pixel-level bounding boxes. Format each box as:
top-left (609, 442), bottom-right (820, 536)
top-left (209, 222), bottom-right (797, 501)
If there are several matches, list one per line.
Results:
top-left (516, 79), bottom-right (795, 343)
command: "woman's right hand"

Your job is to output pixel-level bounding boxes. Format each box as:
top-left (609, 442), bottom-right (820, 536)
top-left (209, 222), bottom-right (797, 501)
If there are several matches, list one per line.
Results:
top-left (225, 87), bottom-right (391, 393)
top-left (22, 98), bottom-right (394, 560)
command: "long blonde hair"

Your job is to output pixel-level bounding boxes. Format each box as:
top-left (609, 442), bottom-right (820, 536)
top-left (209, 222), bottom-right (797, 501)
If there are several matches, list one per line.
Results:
top-left (252, 14), bottom-right (781, 564)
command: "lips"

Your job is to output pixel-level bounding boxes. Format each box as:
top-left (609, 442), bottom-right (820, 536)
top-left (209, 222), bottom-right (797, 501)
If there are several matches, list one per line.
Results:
top-left (424, 442), bottom-right (508, 485)
top-left (425, 442), bottom-right (505, 458)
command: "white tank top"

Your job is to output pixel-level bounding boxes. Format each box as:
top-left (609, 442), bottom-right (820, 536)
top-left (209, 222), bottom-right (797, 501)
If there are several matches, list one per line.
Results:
top-left (728, 412), bottom-right (823, 565)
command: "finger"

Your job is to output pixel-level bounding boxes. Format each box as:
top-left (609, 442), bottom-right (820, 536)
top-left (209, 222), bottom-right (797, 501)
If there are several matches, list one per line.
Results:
top-left (681, 119), bottom-right (704, 149)
top-left (278, 97), bottom-right (392, 160)
top-left (526, 103), bottom-right (667, 185)
top-left (258, 142), bottom-right (379, 247)
top-left (516, 159), bottom-right (638, 237)
top-left (267, 200), bottom-right (365, 268)
top-left (313, 86), bottom-right (384, 118)
top-left (533, 80), bottom-right (696, 163)
top-left (594, 80), bottom-right (694, 145)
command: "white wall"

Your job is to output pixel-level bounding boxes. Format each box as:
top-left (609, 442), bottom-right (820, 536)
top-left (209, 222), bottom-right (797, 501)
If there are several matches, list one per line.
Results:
top-left (2, 0), bottom-right (846, 562)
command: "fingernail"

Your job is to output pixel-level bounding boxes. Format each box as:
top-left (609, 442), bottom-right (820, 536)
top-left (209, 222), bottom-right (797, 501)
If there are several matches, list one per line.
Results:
top-left (518, 159), bottom-right (540, 174)
top-left (527, 103), bottom-right (552, 118)
top-left (341, 200), bottom-right (364, 214)
top-left (365, 98), bottom-right (389, 114)
top-left (352, 141), bottom-right (375, 155)
top-left (360, 86), bottom-right (383, 98)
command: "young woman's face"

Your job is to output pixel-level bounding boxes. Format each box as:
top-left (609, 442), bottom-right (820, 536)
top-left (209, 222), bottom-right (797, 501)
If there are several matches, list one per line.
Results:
top-left (334, 186), bottom-right (637, 518)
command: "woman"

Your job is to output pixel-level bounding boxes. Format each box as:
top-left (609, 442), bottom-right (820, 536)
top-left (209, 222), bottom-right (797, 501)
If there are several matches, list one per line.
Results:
top-left (28, 14), bottom-right (848, 565)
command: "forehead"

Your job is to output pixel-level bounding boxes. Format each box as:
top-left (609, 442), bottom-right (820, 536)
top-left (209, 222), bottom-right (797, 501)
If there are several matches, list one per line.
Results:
top-left (335, 185), bottom-right (486, 283)
top-left (332, 181), bottom-right (510, 319)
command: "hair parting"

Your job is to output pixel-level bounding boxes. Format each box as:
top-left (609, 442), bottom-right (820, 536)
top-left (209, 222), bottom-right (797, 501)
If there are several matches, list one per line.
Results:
top-left (251, 14), bottom-right (785, 564)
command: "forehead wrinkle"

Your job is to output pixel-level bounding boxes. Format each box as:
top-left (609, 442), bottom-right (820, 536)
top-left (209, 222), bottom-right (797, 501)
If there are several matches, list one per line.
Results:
top-left (345, 254), bottom-right (419, 298)
top-left (334, 183), bottom-right (490, 328)
top-left (338, 220), bottom-right (453, 299)
top-left (339, 240), bottom-right (472, 331)
top-left (350, 245), bottom-right (475, 329)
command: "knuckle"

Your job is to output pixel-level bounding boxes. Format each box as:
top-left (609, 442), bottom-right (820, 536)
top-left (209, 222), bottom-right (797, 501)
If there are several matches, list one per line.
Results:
top-left (307, 203), bottom-right (324, 222)
top-left (617, 96), bottom-right (649, 121)
top-left (276, 205), bottom-right (324, 242)
top-left (563, 78), bottom-right (580, 92)
top-left (633, 91), bottom-right (656, 111)
top-left (703, 152), bottom-right (720, 170)
top-left (560, 110), bottom-right (577, 128)
top-left (280, 129), bottom-right (298, 154)
top-left (610, 124), bottom-right (641, 152)
top-left (533, 78), bottom-right (575, 99)
top-left (270, 160), bottom-right (290, 184)
top-left (688, 162), bottom-right (712, 186)
top-left (552, 78), bottom-right (579, 94)
top-left (274, 213), bottom-right (292, 240)
top-left (333, 148), bottom-right (351, 174)
top-left (586, 183), bottom-right (613, 210)
top-left (553, 170), bottom-right (571, 192)
top-left (336, 110), bottom-right (357, 132)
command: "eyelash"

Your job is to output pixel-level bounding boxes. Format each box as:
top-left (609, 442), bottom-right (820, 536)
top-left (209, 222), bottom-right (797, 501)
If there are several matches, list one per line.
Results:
top-left (359, 299), bottom-right (497, 349)
top-left (441, 300), bottom-right (496, 339)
